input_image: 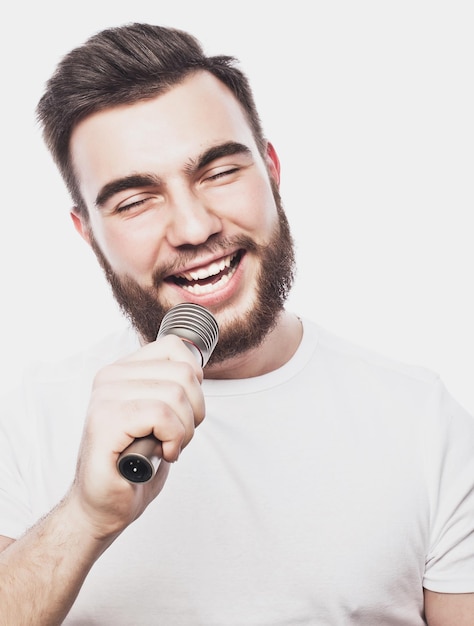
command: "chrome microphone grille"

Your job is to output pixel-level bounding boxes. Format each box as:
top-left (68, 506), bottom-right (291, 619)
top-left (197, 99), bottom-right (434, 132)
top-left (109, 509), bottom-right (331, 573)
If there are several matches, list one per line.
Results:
top-left (157, 303), bottom-right (219, 367)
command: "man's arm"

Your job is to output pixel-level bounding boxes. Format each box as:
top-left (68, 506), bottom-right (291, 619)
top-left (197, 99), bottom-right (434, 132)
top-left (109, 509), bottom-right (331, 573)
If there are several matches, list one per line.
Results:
top-left (0, 452), bottom-right (171, 625)
top-left (0, 535), bottom-right (13, 551)
top-left (424, 589), bottom-right (474, 625)
top-left (0, 497), bottom-right (118, 625)
top-left (0, 335), bottom-right (204, 624)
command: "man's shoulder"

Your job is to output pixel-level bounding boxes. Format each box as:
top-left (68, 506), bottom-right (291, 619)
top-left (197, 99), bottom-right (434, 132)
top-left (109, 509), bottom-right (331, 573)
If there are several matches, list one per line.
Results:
top-left (304, 317), bottom-right (440, 389)
top-left (25, 325), bottom-right (140, 386)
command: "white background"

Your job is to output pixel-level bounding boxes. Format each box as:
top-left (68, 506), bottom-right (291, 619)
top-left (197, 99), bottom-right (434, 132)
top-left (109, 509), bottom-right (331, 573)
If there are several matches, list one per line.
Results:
top-left (1, 1), bottom-right (473, 413)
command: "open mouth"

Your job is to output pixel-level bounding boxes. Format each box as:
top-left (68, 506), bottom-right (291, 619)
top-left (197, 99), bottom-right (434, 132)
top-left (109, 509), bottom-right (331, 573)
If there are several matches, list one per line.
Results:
top-left (169, 251), bottom-right (243, 295)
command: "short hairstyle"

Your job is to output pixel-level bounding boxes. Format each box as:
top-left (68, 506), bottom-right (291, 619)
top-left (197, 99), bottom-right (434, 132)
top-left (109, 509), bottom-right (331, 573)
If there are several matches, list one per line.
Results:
top-left (36, 22), bottom-right (266, 216)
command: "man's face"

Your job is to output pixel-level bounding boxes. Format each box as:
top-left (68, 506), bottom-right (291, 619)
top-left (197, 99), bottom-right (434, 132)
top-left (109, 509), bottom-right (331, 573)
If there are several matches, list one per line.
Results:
top-left (70, 71), bottom-right (295, 364)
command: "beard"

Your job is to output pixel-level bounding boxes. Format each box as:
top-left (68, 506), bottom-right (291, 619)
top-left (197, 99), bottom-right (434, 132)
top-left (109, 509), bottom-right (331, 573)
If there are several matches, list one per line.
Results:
top-left (88, 182), bottom-right (296, 365)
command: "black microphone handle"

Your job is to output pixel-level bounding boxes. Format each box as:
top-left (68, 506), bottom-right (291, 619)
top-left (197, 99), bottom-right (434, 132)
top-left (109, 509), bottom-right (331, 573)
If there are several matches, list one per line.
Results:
top-left (117, 304), bottom-right (218, 483)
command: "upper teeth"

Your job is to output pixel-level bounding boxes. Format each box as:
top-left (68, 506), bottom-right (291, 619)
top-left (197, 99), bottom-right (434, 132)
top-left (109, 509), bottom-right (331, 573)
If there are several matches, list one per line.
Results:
top-left (177, 253), bottom-right (234, 281)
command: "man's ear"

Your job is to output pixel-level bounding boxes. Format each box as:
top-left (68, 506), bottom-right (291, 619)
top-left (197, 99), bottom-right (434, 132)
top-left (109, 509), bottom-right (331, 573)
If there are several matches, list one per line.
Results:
top-left (70, 209), bottom-right (91, 245)
top-left (265, 141), bottom-right (281, 186)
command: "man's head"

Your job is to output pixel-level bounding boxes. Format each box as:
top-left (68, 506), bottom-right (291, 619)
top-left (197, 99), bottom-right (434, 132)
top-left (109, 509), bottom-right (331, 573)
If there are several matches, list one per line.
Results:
top-left (37, 24), bottom-right (296, 366)
top-left (37, 23), bottom-right (266, 218)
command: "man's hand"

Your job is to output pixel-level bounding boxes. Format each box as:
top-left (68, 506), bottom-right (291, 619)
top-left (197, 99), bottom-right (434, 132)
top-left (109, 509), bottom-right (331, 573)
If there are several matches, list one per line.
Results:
top-left (68, 333), bottom-right (206, 539)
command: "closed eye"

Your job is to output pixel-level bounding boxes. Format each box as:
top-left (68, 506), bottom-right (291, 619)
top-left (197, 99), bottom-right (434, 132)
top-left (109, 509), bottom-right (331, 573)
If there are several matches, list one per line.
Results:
top-left (205, 167), bottom-right (240, 182)
top-left (115, 194), bottom-right (160, 214)
top-left (116, 198), bottom-right (148, 213)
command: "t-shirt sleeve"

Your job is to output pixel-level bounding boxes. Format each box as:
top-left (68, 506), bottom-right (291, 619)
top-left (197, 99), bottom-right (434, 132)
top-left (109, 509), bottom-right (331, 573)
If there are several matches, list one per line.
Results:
top-left (423, 380), bottom-right (474, 592)
top-left (0, 385), bottom-right (35, 539)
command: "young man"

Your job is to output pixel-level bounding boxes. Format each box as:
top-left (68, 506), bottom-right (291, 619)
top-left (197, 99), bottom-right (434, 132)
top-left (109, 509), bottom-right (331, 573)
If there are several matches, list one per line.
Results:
top-left (0, 23), bottom-right (473, 625)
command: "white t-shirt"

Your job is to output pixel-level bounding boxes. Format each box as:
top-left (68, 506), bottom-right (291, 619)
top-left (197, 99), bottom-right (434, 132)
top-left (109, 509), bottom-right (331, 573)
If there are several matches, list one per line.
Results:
top-left (1, 318), bottom-right (474, 625)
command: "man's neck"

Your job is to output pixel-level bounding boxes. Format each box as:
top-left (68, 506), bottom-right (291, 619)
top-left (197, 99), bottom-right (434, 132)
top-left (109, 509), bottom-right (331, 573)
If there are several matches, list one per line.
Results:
top-left (204, 310), bottom-right (303, 380)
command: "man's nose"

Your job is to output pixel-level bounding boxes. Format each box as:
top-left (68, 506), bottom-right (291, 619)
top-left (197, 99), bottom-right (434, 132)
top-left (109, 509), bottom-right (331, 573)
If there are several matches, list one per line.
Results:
top-left (165, 188), bottom-right (223, 247)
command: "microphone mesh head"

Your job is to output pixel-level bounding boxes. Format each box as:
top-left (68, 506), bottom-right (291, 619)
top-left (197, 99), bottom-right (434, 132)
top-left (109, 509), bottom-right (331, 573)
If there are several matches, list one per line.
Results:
top-left (157, 303), bottom-right (219, 366)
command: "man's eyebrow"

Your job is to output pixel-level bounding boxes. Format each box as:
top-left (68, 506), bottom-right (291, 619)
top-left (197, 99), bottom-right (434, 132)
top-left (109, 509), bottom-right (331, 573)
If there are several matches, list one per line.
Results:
top-left (95, 173), bottom-right (162, 209)
top-left (185, 141), bottom-right (252, 174)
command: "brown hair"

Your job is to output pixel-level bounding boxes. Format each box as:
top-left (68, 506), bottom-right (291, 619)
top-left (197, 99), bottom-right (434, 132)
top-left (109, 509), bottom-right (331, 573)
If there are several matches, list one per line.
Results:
top-left (36, 22), bottom-right (266, 216)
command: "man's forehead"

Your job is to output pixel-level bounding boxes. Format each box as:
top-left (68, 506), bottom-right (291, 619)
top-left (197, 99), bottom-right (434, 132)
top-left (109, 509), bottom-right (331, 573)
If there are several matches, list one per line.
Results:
top-left (72, 71), bottom-right (245, 136)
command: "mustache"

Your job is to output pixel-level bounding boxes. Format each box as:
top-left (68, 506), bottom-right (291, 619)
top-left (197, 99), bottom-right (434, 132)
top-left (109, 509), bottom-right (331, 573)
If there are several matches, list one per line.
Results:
top-left (151, 234), bottom-right (259, 287)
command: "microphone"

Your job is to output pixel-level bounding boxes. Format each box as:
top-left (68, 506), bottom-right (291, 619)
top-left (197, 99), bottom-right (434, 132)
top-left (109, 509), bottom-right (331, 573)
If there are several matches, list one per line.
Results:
top-left (117, 303), bottom-right (219, 483)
